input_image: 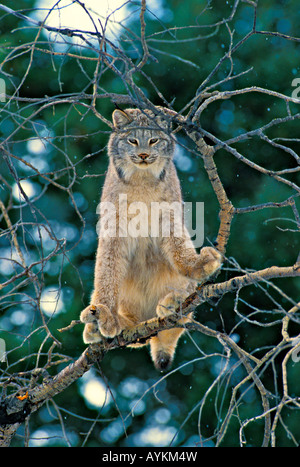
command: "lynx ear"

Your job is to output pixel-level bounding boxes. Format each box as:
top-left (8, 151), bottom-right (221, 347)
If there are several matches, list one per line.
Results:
top-left (154, 106), bottom-right (173, 131)
top-left (155, 115), bottom-right (171, 131)
top-left (112, 109), bottom-right (132, 128)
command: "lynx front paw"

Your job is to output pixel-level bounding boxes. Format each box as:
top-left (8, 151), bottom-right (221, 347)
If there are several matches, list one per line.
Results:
top-left (191, 246), bottom-right (222, 282)
top-left (80, 304), bottom-right (101, 323)
top-left (80, 304), bottom-right (120, 339)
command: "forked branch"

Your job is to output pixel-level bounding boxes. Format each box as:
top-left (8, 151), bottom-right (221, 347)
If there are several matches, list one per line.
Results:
top-left (1, 261), bottom-right (298, 446)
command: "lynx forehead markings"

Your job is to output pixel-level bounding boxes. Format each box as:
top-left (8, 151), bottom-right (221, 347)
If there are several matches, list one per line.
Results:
top-left (80, 107), bottom-right (222, 371)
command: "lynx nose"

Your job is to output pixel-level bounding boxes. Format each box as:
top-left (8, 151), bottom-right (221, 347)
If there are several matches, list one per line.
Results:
top-left (138, 153), bottom-right (149, 161)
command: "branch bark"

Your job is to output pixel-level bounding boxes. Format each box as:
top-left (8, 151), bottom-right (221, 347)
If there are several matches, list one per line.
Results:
top-left (1, 261), bottom-right (298, 446)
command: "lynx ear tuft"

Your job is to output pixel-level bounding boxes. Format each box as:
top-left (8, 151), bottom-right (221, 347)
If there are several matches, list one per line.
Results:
top-left (112, 109), bottom-right (132, 128)
top-left (154, 106), bottom-right (173, 131)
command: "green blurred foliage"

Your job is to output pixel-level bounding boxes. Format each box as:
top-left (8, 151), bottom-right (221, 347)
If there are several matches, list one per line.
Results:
top-left (0, 0), bottom-right (299, 447)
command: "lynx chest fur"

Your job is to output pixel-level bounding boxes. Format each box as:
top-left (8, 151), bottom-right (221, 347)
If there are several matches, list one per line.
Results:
top-left (80, 108), bottom-right (222, 371)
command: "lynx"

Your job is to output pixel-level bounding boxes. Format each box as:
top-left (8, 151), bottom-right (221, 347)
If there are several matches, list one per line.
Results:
top-left (80, 108), bottom-right (222, 371)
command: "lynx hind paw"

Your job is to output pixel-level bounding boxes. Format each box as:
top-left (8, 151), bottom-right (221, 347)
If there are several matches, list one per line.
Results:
top-left (156, 303), bottom-right (174, 318)
top-left (200, 246), bottom-right (223, 277)
top-left (156, 293), bottom-right (185, 318)
top-left (83, 322), bottom-right (102, 344)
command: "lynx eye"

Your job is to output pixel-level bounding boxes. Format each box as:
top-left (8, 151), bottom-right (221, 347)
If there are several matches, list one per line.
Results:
top-left (149, 138), bottom-right (159, 145)
top-left (128, 138), bottom-right (138, 145)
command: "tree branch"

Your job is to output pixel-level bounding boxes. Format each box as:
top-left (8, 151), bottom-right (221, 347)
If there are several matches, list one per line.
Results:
top-left (1, 260), bottom-right (298, 446)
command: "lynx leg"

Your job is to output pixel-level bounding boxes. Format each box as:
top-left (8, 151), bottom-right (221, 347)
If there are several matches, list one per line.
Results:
top-left (164, 235), bottom-right (222, 284)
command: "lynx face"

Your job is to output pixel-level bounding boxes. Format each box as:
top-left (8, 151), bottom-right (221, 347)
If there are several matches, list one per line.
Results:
top-left (109, 109), bottom-right (175, 181)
